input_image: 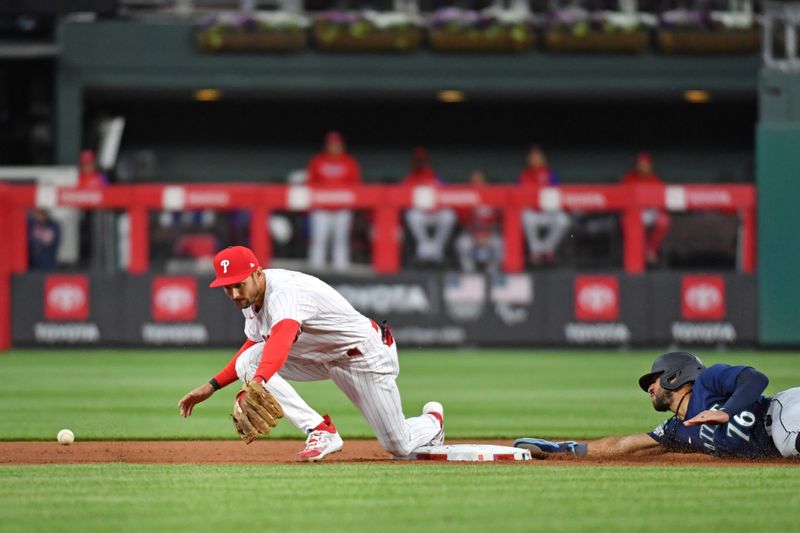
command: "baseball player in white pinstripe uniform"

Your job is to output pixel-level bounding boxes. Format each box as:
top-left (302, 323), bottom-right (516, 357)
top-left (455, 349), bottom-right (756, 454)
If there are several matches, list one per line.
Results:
top-left (178, 245), bottom-right (444, 461)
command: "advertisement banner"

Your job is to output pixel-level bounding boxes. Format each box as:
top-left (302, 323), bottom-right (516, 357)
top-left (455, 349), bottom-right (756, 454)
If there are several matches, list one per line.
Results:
top-left (151, 276), bottom-right (197, 322)
top-left (574, 276), bottom-right (620, 321)
top-left (649, 273), bottom-right (756, 345)
top-left (44, 275), bottom-right (90, 321)
top-left (11, 271), bottom-right (757, 348)
top-left (680, 275), bottom-right (726, 321)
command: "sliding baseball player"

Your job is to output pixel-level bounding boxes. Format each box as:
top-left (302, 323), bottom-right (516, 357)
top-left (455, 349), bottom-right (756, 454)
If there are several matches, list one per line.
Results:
top-left (516, 351), bottom-right (800, 460)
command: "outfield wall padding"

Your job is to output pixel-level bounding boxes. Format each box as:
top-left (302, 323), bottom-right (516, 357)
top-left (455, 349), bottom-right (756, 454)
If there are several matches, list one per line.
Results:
top-left (11, 271), bottom-right (756, 348)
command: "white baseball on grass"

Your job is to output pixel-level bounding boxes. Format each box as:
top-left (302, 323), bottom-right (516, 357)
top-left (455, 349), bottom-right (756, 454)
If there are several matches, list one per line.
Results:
top-left (57, 429), bottom-right (75, 445)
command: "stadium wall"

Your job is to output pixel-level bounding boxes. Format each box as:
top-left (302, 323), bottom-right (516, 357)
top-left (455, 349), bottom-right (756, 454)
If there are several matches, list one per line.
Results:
top-left (757, 70), bottom-right (800, 345)
top-left (12, 271), bottom-right (756, 348)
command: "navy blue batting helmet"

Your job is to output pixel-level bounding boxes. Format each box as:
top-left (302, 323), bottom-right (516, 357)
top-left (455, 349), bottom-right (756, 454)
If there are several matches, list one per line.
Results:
top-left (638, 352), bottom-right (705, 392)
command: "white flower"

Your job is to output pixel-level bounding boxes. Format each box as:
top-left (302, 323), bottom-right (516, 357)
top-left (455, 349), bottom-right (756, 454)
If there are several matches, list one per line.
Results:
top-left (480, 6), bottom-right (533, 25)
top-left (596, 11), bottom-right (656, 29)
top-left (710, 11), bottom-right (753, 29)
top-left (362, 10), bottom-right (423, 28)
top-left (254, 11), bottom-right (311, 28)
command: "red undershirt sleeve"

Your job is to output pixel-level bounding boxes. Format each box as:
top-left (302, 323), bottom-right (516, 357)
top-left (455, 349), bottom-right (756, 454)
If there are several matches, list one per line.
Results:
top-left (252, 319), bottom-right (301, 384)
top-left (213, 338), bottom-right (256, 389)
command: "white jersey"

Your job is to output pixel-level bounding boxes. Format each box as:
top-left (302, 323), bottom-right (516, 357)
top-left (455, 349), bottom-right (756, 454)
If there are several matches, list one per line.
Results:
top-left (242, 269), bottom-right (374, 363)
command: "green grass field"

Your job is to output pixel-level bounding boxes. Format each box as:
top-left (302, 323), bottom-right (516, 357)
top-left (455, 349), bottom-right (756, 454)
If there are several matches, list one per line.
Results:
top-left (2, 349), bottom-right (799, 532)
top-left (3, 349), bottom-right (800, 440)
top-left (1, 464), bottom-right (798, 533)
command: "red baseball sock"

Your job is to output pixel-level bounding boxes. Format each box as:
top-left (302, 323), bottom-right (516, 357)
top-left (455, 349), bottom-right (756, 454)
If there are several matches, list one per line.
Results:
top-left (313, 414), bottom-right (336, 433)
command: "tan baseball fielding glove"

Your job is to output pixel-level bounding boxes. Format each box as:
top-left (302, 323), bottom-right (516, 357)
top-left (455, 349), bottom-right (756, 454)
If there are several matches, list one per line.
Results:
top-left (231, 381), bottom-right (284, 444)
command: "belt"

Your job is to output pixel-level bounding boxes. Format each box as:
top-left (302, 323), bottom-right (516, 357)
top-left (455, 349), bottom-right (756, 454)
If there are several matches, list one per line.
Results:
top-left (347, 319), bottom-right (394, 357)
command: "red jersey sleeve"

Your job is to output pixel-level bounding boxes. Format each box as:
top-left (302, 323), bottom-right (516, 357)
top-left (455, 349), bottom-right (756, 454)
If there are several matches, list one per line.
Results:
top-left (252, 319), bottom-right (301, 384)
top-left (213, 338), bottom-right (256, 389)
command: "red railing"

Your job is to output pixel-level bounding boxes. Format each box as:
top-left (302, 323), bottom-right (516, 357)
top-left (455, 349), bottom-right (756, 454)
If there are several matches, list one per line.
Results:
top-left (0, 182), bottom-right (756, 348)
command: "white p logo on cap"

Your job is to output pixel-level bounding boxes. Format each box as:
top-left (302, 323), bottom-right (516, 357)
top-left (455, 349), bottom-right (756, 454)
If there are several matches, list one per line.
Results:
top-left (221, 259), bottom-right (230, 273)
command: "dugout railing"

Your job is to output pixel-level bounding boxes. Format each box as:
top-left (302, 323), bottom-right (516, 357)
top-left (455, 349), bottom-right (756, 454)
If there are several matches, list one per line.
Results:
top-left (0, 182), bottom-right (756, 349)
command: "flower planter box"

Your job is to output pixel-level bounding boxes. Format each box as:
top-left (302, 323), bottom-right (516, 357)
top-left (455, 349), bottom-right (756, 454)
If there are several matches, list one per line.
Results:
top-left (195, 30), bottom-right (308, 53)
top-left (543, 29), bottom-right (650, 53)
top-left (312, 23), bottom-right (422, 52)
top-left (428, 27), bottom-right (535, 53)
top-left (656, 29), bottom-right (760, 54)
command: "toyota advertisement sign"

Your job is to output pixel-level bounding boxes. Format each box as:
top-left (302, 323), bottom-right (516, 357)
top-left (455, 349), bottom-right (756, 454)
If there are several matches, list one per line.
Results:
top-left (151, 277), bottom-right (197, 322)
top-left (650, 273), bottom-right (756, 345)
top-left (142, 276), bottom-right (209, 346)
top-left (574, 276), bottom-right (619, 321)
top-left (44, 275), bottom-right (90, 321)
top-left (11, 271), bottom-right (756, 347)
top-left (681, 276), bottom-right (726, 321)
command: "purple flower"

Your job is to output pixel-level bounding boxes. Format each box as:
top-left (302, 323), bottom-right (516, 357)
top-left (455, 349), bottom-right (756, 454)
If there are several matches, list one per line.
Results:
top-left (476, 14), bottom-right (497, 30)
top-left (198, 15), bottom-right (219, 29)
top-left (659, 9), bottom-right (710, 29)
top-left (430, 7), bottom-right (480, 28)
top-left (549, 7), bottom-right (589, 27)
top-left (317, 10), bottom-right (361, 25)
top-left (235, 14), bottom-right (259, 31)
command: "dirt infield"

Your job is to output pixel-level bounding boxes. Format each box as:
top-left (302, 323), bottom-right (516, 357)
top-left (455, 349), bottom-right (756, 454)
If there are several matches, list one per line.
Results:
top-left (1, 440), bottom-right (797, 466)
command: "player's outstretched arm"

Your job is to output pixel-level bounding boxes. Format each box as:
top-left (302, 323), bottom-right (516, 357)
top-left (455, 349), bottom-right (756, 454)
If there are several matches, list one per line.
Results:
top-left (178, 383), bottom-right (215, 417)
top-left (586, 434), bottom-right (664, 457)
top-left (684, 410), bottom-right (730, 427)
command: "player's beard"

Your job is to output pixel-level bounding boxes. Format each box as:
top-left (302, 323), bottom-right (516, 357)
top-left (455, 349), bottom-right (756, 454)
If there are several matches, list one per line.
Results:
top-left (651, 388), bottom-right (673, 412)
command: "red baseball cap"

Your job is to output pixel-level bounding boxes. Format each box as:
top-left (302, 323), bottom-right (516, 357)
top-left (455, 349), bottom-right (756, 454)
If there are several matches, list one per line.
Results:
top-left (209, 246), bottom-right (260, 288)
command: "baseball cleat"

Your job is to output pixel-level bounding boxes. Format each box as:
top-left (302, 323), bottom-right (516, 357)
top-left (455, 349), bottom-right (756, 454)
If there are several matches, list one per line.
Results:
top-left (423, 401), bottom-right (445, 446)
top-left (297, 417), bottom-right (344, 462)
top-left (513, 438), bottom-right (588, 460)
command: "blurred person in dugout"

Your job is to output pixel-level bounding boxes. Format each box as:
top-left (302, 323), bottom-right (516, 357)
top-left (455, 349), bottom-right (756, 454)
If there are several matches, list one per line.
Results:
top-left (28, 208), bottom-right (61, 270)
top-left (404, 147), bottom-right (456, 265)
top-left (306, 131), bottom-right (362, 271)
top-left (77, 150), bottom-right (108, 188)
top-left (519, 145), bottom-right (570, 266)
top-left (621, 152), bottom-right (670, 266)
top-left (455, 170), bottom-right (503, 273)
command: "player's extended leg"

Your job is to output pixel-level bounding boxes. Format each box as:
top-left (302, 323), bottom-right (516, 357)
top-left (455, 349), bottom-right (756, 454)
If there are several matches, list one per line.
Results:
top-left (486, 232), bottom-right (504, 274)
top-left (428, 208), bottom-right (457, 262)
top-left (405, 208), bottom-right (435, 260)
top-left (331, 209), bottom-right (352, 271)
top-left (767, 387), bottom-right (800, 457)
top-left (455, 232), bottom-right (476, 272)
top-left (521, 209), bottom-right (546, 260)
top-left (328, 334), bottom-right (441, 457)
top-left (235, 342), bottom-right (326, 433)
top-left (539, 211), bottom-right (570, 256)
top-left (309, 210), bottom-right (333, 269)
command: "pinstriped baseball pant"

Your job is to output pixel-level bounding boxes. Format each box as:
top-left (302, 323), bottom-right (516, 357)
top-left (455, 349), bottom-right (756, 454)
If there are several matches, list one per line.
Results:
top-left (236, 329), bottom-right (440, 457)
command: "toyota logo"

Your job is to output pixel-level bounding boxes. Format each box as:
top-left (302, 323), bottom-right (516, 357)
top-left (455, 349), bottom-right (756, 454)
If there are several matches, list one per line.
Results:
top-left (685, 283), bottom-right (722, 312)
top-left (578, 284), bottom-right (616, 313)
top-left (47, 283), bottom-right (86, 313)
top-left (155, 285), bottom-right (194, 314)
